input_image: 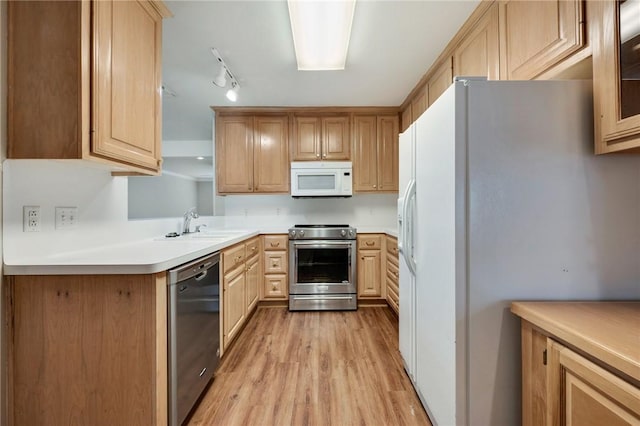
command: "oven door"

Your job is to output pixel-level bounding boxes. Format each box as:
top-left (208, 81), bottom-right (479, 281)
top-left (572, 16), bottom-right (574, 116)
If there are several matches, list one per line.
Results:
top-left (289, 240), bottom-right (356, 295)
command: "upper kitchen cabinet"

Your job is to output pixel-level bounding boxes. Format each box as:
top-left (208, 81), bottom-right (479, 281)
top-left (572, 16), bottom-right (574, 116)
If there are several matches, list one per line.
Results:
top-left (454, 3), bottom-right (500, 80)
top-left (8, 0), bottom-right (171, 175)
top-left (428, 57), bottom-right (454, 106)
top-left (353, 115), bottom-right (399, 193)
top-left (592, 0), bottom-right (640, 154)
top-left (501, 0), bottom-right (585, 80)
top-left (411, 85), bottom-right (429, 123)
top-left (293, 115), bottom-right (351, 161)
top-left (216, 114), bottom-right (289, 194)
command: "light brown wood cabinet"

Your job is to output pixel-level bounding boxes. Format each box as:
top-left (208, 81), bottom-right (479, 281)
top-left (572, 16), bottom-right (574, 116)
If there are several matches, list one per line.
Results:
top-left (222, 236), bottom-right (261, 352)
top-left (8, 0), bottom-right (170, 175)
top-left (7, 274), bottom-right (168, 426)
top-left (262, 235), bottom-right (289, 300)
top-left (501, 0), bottom-right (585, 80)
top-left (592, 0), bottom-right (640, 154)
top-left (412, 86), bottom-right (429, 122)
top-left (216, 115), bottom-right (289, 194)
top-left (453, 2), bottom-right (500, 80)
top-left (385, 235), bottom-right (399, 314)
top-left (428, 57), bottom-right (454, 107)
top-left (353, 115), bottom-right (399, 193)
top-left (513, 302), bottom-right (640, 426)
top-left (293, 115), bottom-right (351, 161)
top-left (357, 234), bottom-right (384, 298)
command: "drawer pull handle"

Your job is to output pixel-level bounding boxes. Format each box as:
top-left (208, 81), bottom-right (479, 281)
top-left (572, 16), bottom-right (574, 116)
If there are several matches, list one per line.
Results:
top-left (271, 242), bottom-right (280, 247)
top-left (366, 241), bottom-right (374, 246)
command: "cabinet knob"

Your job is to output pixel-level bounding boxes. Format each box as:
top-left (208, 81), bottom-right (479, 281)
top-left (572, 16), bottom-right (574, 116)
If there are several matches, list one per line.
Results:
top-left (394, 271), bottom-right (399, 277)
top-left (322, 154), bottom-right (327, 159)
top-left (316, 154), bottom-right (320, 158)
top-left (373, 185), bottom-right (377, 188)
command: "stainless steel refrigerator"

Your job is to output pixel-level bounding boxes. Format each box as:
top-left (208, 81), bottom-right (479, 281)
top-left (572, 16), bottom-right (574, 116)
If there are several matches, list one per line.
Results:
top-left (397, 78), bottom-right (640, 426)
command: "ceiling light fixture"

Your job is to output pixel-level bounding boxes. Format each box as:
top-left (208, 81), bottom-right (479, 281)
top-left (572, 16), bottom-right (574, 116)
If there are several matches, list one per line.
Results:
top-left (211, 48), bottom-right (240, 102)
top-left (287, 0), bottom-right (356, 70)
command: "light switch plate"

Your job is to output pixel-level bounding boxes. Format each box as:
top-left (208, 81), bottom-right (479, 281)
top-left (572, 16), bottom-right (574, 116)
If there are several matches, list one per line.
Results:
top-left (55, 207), bottom-right (78, 230)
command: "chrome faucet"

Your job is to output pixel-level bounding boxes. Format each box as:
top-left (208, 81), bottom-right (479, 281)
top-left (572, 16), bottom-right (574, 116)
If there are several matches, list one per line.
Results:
top-left (182, 207), bottom-right (199, 234)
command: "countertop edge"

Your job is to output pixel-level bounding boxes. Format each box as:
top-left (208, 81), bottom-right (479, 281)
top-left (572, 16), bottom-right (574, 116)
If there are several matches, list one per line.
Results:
top-left (511, 301), bottom-right (640, 384)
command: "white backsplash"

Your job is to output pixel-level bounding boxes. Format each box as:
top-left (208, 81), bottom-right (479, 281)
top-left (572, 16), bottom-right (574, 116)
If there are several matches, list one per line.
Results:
top-left (2, 160), bottom-right (397, 261)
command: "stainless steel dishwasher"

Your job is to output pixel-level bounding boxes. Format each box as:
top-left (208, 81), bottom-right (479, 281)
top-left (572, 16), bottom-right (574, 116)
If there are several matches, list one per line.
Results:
top-left (168, 252), bottom-right (220, 426)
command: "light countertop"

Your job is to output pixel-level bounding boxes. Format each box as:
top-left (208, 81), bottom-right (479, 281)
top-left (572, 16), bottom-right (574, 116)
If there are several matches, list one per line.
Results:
top-left (5, 226), bottom-right (398, 276)
top-left (511, 301), bottom-right (640, 384)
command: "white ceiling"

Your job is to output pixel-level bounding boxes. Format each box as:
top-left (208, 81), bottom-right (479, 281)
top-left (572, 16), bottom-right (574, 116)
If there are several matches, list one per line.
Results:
top-left (161, 0), bottom-right (480, 141)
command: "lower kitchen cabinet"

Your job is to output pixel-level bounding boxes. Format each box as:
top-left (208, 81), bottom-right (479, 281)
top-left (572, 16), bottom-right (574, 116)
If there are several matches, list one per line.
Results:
top-left (385, 235), bottom-right (399, 314)
top-left (7, 274), bottom-right (167, 426)
top-left (512, 302), bottom-right (640, 426)
top-left (357, 234), bottom-right (383, 298)
top-left (222, 236), bottom-right (261, 353)
top-left (262, 234), bottom-right (289, 300)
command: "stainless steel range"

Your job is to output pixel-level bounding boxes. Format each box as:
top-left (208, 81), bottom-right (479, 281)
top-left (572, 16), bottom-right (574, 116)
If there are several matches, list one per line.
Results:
top-left (289, 224), bottom-right (357, 311)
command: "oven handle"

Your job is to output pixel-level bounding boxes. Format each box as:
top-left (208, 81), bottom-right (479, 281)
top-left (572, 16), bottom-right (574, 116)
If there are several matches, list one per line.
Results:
top-left (291, 295), bottom-right (355, 300)
top-left (291, 241), bottom-right (354, 248)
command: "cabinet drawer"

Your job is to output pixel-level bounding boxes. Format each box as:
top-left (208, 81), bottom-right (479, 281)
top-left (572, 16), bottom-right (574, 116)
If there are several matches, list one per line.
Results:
top-left (245, 237), bottom-right (261, 260)
top-left (386, 236), bottom-right (398, 257)
top-left (263, 274), bottom-right (288, 299)
top-left (358, 234), bottom-right (382, 250)
top-left (223, 243), bottom-right (246, 273)
top-left (387, 277), bottom-right (399, 301)
top-left (264, 235), bottom-right (287, 251)
top-left (387, 250), bottom-right (399, 268)
top-left (264, 252), bottom-right (287, 274)
top-left (387, 260), bottom-right (399, 283)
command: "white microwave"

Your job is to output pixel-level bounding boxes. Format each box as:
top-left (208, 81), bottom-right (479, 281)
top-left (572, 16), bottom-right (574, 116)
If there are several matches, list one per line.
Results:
top-left (290, 161), bottom-right (353, 197)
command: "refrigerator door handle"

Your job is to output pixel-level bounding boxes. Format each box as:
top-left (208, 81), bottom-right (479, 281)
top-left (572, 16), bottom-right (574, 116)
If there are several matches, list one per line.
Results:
top-left (402, 179), bottom-right (417, 275)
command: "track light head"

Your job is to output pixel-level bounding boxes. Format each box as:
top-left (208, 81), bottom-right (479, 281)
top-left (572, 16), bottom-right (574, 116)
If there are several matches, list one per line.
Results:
top-left (212, 66), bottom-right (227, 87)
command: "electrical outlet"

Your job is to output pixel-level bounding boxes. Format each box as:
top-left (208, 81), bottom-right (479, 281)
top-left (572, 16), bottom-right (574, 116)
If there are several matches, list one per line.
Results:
top-left (23, 206), bottom-right (41, 232)
top-left (55, 207), bottom-right (79, 230)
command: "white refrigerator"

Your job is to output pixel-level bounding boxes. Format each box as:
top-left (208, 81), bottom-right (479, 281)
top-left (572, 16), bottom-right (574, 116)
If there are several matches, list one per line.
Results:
top-left (397, 78), bottom-right (640, 426)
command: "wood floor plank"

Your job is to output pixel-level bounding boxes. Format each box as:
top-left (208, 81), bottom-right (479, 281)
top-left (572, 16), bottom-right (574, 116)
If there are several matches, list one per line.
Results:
top-left (187, 307), bottom-right (431, 426)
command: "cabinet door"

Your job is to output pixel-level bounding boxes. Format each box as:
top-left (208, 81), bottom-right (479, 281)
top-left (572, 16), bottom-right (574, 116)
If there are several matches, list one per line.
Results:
top-left (428, 58), bottom-right (453, 107)
top-left (502, 0), bottom-right (585, 80)
top-left (223, 267), bottom-right (246, 347)
top-left (593, 0), bottom-right (640, 153)
top-left (254, 116), bottom-right (289, 193)
top-left (401, 105), bottom-right (413, 133)
top-left (552, 340), bottom-right (640, 425)
top-left (293, 116), bottom-right (321, 160)
top-left (353, 116), bottom-right (378, 192)
top-left (357, 249), bottom-right (382, 297)
top-left (377, 115), bottom-right (399, 192)
top-left (216, 116), bottom-right (254, 193)
top-left (454, 3), bottom-right (499, 80)
top-left (322, 116), bottom-right (351, 160)
top-left (245, 255), bottom-right (260, 313)
top-left (92, 0), bottom-right (163, 172)
top-left (520, 321), bottom-right (552, 426)
top-left (411, 85), bottom-right (428, 122)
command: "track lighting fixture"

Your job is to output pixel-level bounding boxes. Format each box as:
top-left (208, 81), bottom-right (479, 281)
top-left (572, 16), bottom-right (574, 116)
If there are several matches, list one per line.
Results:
top-left (211, 48), bottom-right (240, 102)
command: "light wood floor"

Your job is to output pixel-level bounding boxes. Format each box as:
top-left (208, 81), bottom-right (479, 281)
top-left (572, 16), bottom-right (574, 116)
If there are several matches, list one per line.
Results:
top-left (187, 306), bottom-right (431, 426)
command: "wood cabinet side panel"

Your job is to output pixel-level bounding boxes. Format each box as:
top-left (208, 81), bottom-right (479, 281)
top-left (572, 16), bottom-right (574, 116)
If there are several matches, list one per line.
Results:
top-left (10, 275), bottom-right (159, 426)
top-left (8, 1), bottom-right (85, 159)
top-left (520, 321), bottom-right (550, 426)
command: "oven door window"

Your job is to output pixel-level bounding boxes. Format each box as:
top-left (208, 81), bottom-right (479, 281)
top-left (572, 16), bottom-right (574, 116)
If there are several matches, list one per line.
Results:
top-left (296, 246), bottom-right (349, 283)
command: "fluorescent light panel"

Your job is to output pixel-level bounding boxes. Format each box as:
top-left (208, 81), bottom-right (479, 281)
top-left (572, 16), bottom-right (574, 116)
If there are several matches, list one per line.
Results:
top-left (288, 0), bottom-right (356, 70)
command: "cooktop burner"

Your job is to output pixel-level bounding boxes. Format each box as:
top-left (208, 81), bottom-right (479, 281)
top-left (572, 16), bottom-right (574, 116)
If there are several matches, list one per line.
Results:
top-left (293, 224), bottom-right (349, 228)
